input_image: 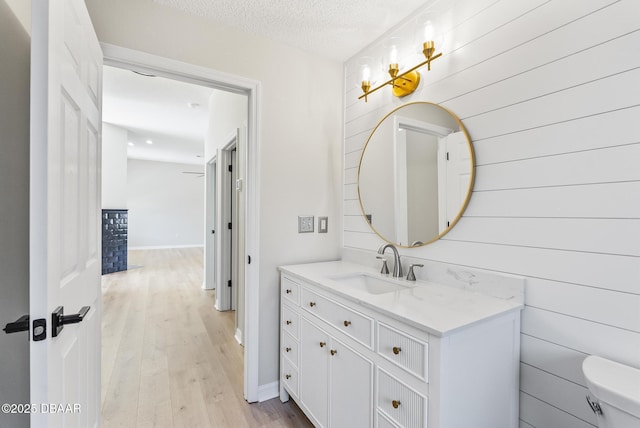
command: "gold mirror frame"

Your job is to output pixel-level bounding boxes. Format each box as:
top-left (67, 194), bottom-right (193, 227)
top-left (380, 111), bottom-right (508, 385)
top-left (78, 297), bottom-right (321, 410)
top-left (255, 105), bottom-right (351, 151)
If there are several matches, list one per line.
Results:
top-left (357, 102), bottom-right (476, 248)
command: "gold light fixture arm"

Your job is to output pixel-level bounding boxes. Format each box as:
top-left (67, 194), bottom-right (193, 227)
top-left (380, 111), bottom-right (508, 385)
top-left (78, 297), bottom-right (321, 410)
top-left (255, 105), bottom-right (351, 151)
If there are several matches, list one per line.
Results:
top-left (359, 51), bottom-right (442, 101)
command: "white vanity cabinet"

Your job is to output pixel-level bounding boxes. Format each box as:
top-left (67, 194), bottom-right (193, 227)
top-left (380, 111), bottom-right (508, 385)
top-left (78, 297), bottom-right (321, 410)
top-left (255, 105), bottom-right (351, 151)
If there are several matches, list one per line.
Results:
top-left (281, 276), bottom-right (373, 428)
top-left (299, 317), bottom-right (374, 428)
top-left (279, 264), bottom-right (522, 428)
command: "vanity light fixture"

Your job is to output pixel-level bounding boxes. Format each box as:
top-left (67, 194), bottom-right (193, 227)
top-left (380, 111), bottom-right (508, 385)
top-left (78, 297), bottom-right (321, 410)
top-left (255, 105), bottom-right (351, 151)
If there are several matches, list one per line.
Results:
top-left (359, 21), bottom-right (442, 102)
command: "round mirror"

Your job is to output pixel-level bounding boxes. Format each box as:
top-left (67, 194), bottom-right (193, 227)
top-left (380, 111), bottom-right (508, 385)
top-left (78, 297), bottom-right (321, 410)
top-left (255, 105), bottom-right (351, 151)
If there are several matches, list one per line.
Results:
top-left (357, 102), bottom-right (475, 247)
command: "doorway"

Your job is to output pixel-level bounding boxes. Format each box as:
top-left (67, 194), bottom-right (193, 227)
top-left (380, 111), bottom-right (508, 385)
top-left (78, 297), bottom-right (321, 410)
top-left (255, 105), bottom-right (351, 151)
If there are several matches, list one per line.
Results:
top-left (102, 43), bottom-right (261, 402)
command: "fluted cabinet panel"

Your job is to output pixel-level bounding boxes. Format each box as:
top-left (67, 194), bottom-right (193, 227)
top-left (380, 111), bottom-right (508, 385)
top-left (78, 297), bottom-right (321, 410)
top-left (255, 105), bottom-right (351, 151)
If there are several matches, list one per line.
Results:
top-left (377, 368), bottom-right (427, 428)
top-left (378, 322), bottom-right (428, 381)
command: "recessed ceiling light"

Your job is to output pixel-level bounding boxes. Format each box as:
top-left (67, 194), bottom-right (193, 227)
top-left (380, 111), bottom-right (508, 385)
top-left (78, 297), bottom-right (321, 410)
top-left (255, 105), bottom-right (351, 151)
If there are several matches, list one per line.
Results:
top-left (146, 139), bottom-right (153, 145)
top-left (128, 142), bottom-right (134, 147)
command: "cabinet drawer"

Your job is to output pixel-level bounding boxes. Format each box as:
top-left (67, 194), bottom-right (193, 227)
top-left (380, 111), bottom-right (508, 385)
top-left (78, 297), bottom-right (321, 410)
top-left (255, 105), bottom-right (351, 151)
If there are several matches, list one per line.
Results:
top-left (281, 357), bottom-right (298, 398)
top-left (377, 369), bottom-right (427, 428)
top-left (281, 276), bottom-right (300, 306)
top-left (282, 331), bottom-right (298, 367)
top-left (377, 322), bottom-right (428, 381)
top-left (282, 304), bottom-right (299, 339)
top-left (301, 288), bottom-right (373, 348)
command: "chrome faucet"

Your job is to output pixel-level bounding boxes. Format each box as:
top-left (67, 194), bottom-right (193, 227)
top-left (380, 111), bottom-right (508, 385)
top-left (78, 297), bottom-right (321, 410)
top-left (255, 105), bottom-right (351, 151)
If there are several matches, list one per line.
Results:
top-left (377, 244), bottom-right (402, 278)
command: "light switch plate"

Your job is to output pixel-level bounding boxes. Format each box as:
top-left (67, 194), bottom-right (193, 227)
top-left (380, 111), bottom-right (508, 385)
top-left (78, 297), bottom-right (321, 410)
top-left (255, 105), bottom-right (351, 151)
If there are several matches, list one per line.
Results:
top-left (298, 216), bottom-right (314, 233)
top-left (318, 216), bottom-right (328, 233)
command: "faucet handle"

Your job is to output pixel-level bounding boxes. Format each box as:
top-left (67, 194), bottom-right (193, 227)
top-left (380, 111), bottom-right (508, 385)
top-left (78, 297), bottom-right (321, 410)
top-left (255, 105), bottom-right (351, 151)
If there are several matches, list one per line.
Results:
top-left (376, 256), bottom-right (389, 275)
top-left (406, 264), bottom-right (424, 281)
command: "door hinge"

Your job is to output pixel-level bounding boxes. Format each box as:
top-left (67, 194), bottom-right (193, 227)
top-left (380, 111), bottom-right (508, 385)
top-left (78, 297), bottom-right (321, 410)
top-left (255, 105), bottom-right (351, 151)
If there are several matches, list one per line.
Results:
top-left (248, 255), bottom-right (252, 264)
top-left (228, 165), bottom-right (233, 172)
top-left (227, 280), bottom-right (232, 287)
top-left (228, 222), bottom-right (232, 230)
top-left (211, 229), bottom-right (215, 234)
top-left (446, 152), bottom-right (450, 161)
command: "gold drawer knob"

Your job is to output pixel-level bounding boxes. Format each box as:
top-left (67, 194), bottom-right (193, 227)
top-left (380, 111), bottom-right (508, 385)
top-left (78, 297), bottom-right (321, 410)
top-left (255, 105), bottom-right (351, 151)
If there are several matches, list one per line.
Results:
top-left (285, 289), bottom-right (292, 294)
top-left (393, 346), bottom-right (401, 355)
top-left (343, 320), bottom-right (351, 327)
top-left (286, 320), bottom-right (292, 325)
top-left (285, 347), bottom-right (291, 352)
top-left (319, 342), bottom-right (326, 348)
top-left (309, 301), bottom-right (316, 307)
top-left (285, 374), bottom-right (291, 380)
top-left (392, 400), bottom-right (401, 409)
top-left (330, 349), bottom-right (338, 356)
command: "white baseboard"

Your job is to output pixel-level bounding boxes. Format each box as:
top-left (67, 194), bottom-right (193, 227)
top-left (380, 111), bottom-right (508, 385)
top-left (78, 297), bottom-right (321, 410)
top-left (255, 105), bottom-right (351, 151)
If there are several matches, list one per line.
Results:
top-left (234, 328), bottom-right (243, 345)
top-left (128, 244), bottom-right (204, 250)
top-left (258, 381), bottom-right (279, 402)
top-left (202, 281), bottom-right (216, 290)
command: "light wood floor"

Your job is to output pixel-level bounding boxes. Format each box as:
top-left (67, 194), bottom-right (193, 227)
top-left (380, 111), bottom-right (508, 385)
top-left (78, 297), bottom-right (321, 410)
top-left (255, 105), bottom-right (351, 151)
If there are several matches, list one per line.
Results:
top-left (101, 248), bottom-right (313, 428)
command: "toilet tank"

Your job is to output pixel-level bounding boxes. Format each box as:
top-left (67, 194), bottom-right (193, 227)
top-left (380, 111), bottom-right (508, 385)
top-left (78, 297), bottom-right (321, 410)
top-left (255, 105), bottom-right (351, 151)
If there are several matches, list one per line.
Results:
top-left (582, 355), bottom-right (640, 428)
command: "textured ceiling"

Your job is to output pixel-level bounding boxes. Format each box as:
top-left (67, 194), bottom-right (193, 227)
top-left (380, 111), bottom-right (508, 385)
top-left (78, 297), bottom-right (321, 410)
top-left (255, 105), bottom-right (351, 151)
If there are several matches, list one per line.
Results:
top-left (104, 1), bottom-right (433, 167)
top-left (152, 0), bottom-right (431, 61)
top-left (103, 66), bottom-right (213, 166)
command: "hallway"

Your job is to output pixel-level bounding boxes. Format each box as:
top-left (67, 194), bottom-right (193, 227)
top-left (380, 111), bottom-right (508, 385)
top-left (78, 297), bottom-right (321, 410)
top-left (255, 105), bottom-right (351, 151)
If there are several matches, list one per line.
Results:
top-left (101, 248), bottom-right (311, 427)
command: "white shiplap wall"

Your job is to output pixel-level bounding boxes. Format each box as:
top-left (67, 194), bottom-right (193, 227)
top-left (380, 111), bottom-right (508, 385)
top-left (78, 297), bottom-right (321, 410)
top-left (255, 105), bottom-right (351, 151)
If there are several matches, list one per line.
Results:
top-left (343, 0), bottom-right (640, 427)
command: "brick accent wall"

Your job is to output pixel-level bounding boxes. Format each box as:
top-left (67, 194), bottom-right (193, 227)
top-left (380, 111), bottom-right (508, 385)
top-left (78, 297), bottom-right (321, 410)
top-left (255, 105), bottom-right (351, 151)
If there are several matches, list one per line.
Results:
top-left (102, 209), bottom-right (127, 274)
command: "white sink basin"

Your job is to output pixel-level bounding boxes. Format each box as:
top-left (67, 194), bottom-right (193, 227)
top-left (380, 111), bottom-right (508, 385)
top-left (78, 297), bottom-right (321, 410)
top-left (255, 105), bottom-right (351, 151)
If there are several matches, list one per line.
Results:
top-left (328, 272), bottom-right (411, 294)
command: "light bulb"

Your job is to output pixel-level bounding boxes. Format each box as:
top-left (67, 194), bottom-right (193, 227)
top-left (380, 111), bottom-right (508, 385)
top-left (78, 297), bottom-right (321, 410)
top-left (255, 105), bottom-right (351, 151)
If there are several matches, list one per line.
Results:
top-left (389, 45), bottom-right (398, 65)
top-left (423, 20), bottom-right (435, 41)
top-left (362, 65), bottom-right (370, 82)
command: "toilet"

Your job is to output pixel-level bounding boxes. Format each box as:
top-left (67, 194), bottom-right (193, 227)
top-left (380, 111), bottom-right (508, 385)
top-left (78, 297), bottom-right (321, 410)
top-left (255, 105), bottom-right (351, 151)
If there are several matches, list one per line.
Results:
top-left (582, 355), bottom-right (640, 428)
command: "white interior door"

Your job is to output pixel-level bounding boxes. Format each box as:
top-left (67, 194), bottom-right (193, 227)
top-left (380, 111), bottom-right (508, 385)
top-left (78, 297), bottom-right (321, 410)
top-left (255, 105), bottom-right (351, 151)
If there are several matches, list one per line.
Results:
top-left (230, 147), bottom-right (238, 311)
top-left (443, 131), bottom-right (471, 226)
top-left (236, 124), bottom-right (247, 345)
top-left (30, 0), bottom-right (103, 427)
top-left (204, 157), bottom-right (217, 290)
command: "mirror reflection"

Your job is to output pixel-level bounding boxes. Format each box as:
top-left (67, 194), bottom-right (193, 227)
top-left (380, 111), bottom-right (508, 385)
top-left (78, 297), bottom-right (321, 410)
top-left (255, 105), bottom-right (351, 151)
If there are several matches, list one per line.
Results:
top-left (357, 102), bottom-right (475, 247)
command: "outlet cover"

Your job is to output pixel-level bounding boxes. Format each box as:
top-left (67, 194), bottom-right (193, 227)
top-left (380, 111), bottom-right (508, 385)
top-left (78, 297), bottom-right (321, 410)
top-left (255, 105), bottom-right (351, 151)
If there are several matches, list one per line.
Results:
top-left (298, 216), bottom-right (314, 233)
top-left (318, 216), bottom-right (328, 233)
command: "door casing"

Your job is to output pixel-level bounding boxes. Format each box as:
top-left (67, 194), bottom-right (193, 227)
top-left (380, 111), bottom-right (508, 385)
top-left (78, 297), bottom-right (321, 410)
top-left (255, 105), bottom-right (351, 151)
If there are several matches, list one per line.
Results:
top-left (101, 43), bottom-right (261, 402)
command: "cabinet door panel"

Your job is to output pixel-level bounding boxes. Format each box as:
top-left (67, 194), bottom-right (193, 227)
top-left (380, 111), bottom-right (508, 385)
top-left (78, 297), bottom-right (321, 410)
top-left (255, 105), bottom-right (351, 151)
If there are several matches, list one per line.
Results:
top-left (330, 338), bottom-right (373, 428)
top-left (300, 318), bottom-right (330, 428)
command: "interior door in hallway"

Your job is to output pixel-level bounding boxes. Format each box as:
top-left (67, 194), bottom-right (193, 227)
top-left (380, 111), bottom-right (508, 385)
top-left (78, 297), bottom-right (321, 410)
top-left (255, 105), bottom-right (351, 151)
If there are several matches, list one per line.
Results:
top-left (30, 0), bottom-right (102, 426)
top-left (230, 147), bottom-right (238, 311)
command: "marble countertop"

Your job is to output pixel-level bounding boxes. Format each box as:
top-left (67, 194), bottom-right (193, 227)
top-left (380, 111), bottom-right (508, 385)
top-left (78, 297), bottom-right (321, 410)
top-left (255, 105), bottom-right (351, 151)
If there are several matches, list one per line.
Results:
top-left (279, 260), bottom-right (524, 337)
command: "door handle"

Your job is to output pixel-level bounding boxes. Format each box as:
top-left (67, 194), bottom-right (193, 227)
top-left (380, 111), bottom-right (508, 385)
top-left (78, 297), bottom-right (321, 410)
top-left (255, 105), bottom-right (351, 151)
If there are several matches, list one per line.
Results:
top-left (4, 315), bottom-right (47, 341)
top-left (3, 315), bottom-right (29, 334)
top-left (52, 306), bottom-right (90, 338)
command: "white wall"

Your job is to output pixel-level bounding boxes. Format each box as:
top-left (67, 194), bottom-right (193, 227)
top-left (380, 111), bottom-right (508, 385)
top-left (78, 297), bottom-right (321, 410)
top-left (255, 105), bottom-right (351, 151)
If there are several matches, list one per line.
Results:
top-left (205, 90), bottom-right (247, 157)
top-left (343, 1), bottom-right (640, 427)
top-left (127, 159), bottom-right (205, 249)
top-left (85, 0), bottom-right (344, 387)
top-left (0, 1), bottom-right (30, 426)
top-left (102, 123), bottom-right (128, 209)
top-left (4, 0), bottom-right (29, 34)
